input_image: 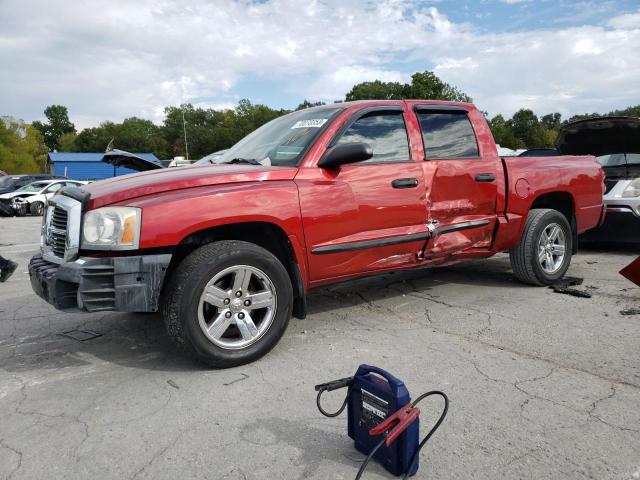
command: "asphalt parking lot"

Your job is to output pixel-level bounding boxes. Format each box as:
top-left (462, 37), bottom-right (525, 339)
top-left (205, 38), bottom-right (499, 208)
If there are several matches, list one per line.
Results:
top-left (0, 215), bottom-right (639, 480)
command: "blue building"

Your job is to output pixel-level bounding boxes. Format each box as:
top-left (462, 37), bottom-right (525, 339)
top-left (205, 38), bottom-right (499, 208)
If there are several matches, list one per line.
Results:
top-left (47, 152), bottom-right (161, 180)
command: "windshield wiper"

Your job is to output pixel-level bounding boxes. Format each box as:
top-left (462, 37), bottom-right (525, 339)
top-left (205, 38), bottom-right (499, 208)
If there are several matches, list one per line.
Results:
top-left (225, 157), bottom-right (262, 165)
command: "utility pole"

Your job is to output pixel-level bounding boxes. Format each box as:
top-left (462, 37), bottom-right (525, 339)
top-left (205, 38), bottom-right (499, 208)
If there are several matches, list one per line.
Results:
top-left (182, 109), bottom-right (189, 161)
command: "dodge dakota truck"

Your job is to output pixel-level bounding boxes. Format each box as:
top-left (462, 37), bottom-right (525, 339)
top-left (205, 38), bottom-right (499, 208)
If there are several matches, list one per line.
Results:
top-left (29, 100), bottom-right (605, 367)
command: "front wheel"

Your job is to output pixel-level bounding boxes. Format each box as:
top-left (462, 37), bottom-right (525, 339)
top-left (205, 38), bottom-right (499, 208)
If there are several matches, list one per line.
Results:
top-left (30, 201), bottom-right (45, 216)
top-left (509, 208), bottom-right (572, 285)
top-left (161, 240), bottom-right (293, 368)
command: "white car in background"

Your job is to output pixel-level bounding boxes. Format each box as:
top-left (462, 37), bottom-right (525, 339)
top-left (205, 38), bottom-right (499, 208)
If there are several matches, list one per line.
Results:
top-left (556, 116), bottom-right (640, 243)
top-left (0, 179), bottom-right (87, 216)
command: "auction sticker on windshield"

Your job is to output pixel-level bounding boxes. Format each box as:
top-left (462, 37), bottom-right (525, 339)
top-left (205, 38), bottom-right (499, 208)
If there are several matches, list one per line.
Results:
top-left (291, 119), bottom-right (328, 129)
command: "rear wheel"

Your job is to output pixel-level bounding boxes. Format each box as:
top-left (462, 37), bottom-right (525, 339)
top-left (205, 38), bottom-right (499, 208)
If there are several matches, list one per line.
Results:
top-left (30, 201), bottom-right (44, 216)
top-left (161, 240), bottom-right (293, 368)
top-left (509, 208), bottom-right (572, 285)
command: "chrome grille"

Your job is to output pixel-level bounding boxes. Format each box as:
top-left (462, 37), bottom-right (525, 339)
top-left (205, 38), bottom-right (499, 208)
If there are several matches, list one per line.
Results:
top-left (50, 207), bottom-right (68, 257)
top-left (42, 195), bottom-right (82, 264)
top-left (51, 207), bottom-right (68, 229)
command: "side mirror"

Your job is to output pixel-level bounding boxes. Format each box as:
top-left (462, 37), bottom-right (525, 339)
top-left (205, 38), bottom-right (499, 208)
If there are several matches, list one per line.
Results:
top-left (318, 142), bottom-right (373, 169)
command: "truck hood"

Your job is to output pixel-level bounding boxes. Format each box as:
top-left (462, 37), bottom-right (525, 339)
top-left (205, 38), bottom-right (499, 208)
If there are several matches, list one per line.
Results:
top-left (82, 164), bottom-right (298, 209)
top-left (102, 149), bottom-right (164, 171)
top-left (556, 117), bottom-right (640, 156)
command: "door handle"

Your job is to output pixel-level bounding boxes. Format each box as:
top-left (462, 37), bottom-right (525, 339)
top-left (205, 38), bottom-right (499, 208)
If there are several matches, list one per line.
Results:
top-left (392, 178), bottom-right (419, 189)
top-left (475, 173), bottom-right (496, 182)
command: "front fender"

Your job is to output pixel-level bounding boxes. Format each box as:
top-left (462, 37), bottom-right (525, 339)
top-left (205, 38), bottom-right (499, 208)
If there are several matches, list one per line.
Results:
top-left (123, 180), bottom-right (306, 259)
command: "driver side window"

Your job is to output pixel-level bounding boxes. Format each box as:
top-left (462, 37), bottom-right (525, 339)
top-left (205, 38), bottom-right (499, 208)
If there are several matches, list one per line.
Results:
top-left (336, 111), bottom-right (411, 164)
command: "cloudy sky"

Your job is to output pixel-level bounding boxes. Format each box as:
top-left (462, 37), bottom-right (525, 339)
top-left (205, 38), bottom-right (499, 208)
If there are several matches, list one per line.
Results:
top-left (1, 0), bottom-right (639, 129)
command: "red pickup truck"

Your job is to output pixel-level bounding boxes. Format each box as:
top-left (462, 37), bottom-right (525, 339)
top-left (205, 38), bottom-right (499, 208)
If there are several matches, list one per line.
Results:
top-left (29, 100), bottom-right (605, 367)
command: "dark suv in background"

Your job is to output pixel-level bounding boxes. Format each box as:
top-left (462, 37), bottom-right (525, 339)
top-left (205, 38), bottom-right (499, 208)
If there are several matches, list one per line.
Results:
top-left (0, 174), bottom-right (65, 195)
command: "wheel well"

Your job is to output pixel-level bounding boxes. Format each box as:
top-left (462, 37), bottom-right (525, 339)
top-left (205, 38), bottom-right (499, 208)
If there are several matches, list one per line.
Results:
top-left (167, 222), bottom-right (306, 318)
top-left (530, 191), bottom-right (578, 254)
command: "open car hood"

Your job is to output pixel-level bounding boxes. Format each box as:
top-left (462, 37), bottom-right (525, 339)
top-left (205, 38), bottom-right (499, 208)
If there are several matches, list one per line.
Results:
top-left (555, 117), bottom-right (640, 156)
top-left (102, 149), bottom-right (164, 172)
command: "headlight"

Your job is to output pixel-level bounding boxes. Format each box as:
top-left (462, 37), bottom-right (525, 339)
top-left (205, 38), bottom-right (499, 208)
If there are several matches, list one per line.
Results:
top-left (82, 207), bottom-right (141, 250)
top-left (622, 178), bottom-right (640, 198)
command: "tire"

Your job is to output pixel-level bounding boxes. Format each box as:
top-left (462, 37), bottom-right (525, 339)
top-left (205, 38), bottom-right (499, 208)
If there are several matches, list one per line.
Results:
top-left (509, 208), bottom-right (573, 285)
top-left (161, 240), bottom-right (293, 368)
top-left (30, 201), bottom-right (44, 216)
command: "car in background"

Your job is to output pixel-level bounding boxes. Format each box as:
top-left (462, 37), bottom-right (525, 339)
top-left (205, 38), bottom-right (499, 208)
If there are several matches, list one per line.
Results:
top-left (0, 179), bottom-right (86, 216)
top-left (0, 174), bottom-right (65, 195)
top-left (556, 116), bottom-right (640, 243)
top-left (583, 153), bottom-right (640, 243)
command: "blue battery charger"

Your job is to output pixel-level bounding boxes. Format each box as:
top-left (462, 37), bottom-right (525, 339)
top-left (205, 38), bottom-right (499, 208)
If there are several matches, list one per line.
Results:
top-left (348, 365), bottom-right (419, 476)
top-left (315, 364), bottom-right (448, 479)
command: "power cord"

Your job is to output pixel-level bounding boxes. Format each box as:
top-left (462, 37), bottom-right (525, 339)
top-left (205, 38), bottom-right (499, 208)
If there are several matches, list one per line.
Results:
top-left (401, 390), bottom-right (449, 480)
top-left (316, 386), bottom-right (352, 417)
top-left (354, 435), bottom-right (388, 480)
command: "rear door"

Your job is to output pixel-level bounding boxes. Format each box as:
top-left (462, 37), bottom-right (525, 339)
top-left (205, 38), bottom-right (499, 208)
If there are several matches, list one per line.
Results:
top-left (296, 106), bottom-right (429, 283)
top-left (414, 106), bottom-right (499, 256)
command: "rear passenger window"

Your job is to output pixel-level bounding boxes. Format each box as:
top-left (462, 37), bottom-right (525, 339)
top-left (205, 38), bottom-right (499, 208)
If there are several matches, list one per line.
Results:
top-left (417, 111), bottom-right (479, 159)
top-left (337, 112), bottom-right (410, 164)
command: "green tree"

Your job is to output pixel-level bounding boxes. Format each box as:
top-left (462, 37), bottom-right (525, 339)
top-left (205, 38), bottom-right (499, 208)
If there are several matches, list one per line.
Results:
top-left (57, 132), bottom-right (78, 151)
top-left (488, 114), bottom-right (516, 149)
top-left (74, 121), bottom-right (119, 152)
top-left (0, 119), bottom-right (48, 174)
top-left (541, 112), bottom-right (562, 131)
top-left (345, 80), bottom-right (408, 101)
top-left (296, 100), bottom-right (326, 110)
top-left (32, 105), bottom-right (76, 151)
top-left (72, 118), bottom-right (169, 158)
top-left (345, 71), bottom-right (471, 103)
top-left (406, 71), bottom-right (472, 103)
top-left (611, 105), bottom-right (640, 117)
top-left (511, 109), bottom-right (551, 148)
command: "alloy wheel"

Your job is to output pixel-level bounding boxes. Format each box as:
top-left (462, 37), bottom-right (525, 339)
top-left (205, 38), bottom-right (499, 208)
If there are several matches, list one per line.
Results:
top-left (197, 265), bottom-right (277, 349)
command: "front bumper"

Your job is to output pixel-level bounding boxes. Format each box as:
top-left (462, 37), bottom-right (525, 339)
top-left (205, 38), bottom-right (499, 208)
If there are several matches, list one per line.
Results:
top-left (29, 253), bottom-right (172, 312)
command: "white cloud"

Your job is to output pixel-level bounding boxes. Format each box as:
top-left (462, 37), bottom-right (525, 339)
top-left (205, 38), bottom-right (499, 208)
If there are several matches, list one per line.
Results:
top-left (608, 10), bottom-right (640, 29)
top-left (0, 0), bottom-right (638, 129)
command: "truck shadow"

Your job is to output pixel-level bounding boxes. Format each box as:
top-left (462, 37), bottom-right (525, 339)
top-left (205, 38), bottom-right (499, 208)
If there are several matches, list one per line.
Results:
top-left (0, 306), bottom-right (203, 374)
top-left (1, 257), bottom-right (519, 374)
top-left (307, 256), bottom-right (521, 316)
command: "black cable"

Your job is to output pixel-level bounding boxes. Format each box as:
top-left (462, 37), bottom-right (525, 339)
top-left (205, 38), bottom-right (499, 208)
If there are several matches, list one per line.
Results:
top-left (401, 390), bottom-right (449, 480)
top-left (354, 435), bottom-right (388, 480)
top-left (316, 386), bottom-right (352, 417)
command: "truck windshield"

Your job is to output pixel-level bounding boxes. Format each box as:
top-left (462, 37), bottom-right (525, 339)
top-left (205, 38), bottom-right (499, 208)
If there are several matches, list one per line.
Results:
top-left (214, 107), bottom-right (342, 167)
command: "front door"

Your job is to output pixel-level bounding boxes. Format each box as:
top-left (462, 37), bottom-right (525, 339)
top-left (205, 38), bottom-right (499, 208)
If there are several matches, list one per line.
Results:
top-left (296, 106), bottom-right (429, 284)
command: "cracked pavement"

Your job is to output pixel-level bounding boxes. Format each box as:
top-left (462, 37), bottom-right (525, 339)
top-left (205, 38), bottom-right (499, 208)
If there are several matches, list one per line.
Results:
top-left (1, 216), bottom-right (639, 479)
